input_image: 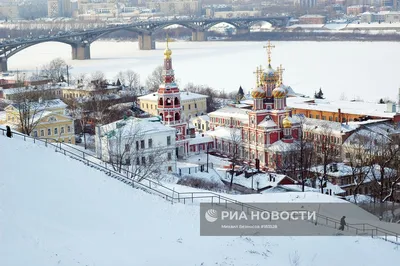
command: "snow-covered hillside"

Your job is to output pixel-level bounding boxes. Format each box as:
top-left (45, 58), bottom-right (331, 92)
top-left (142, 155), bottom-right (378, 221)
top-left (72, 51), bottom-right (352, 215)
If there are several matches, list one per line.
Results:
top-left (1, 135), bottom-right (399, 266)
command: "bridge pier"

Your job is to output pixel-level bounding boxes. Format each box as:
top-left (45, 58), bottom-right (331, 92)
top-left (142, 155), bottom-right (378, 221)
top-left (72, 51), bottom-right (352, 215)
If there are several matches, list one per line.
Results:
top-left (192, 30), bottom-right (207, 42)
top-left (138, 33), bottom-right (155, 50)
top-left (71, 43), bottom-right (91, 60)
top-left (236, 27), bottom-right (250, 35)
top-left (0, 57), bottom-right (7, 72)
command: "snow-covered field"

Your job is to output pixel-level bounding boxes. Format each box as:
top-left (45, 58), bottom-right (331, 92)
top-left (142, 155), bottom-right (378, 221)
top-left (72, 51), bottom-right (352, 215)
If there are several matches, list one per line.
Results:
top-left (7, 40), bottom-right (400, 102)
top-left (1, 130), bottom-right (400, 265)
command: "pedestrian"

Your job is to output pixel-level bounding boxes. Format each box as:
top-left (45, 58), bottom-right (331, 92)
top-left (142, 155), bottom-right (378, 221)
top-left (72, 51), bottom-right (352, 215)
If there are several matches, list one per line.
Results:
top-left (6, 126), bottom-right (12, 138)
top-left (339, 216), bottom-right (346, 231)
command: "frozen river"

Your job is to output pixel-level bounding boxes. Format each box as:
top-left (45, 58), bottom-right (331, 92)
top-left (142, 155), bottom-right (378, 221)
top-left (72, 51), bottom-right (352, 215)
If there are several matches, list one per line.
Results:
top-left (8, 40), bottom-right (400, 102)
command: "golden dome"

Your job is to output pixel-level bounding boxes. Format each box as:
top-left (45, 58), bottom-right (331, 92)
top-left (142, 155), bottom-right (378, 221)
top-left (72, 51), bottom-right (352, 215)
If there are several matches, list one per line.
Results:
top-left (164, 47), bottom-right (172, 59)
top-left (282, 114), bottom-right (292, 128)
top-left (272, 84), bottom-right (287, 98)
top-left (251, 86), bottom-right (266, 99)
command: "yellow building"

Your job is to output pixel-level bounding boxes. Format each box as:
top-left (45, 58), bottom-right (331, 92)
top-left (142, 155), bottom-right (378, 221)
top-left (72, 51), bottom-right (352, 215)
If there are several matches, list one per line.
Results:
top-left (2, 99), bottom-right (76, 144)
top-left (138, 91), bottom-right (208, 121)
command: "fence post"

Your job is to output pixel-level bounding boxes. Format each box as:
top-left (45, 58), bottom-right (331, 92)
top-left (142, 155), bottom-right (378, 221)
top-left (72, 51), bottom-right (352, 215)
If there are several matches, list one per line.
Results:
top-left (83, 152), bottom-right (85, 160)
top-left (211, 196), bottom-right (213, 205)
top-left (24, 135), bottom-right (26, 141)
top-left (34, 138), bottom-right (35, 143)
top-left (218, 195), bottom-right (221, 204)
top-left (64, 150), bottom-right (66, 156)
top-left (192, 193), bottom-right (194, 203)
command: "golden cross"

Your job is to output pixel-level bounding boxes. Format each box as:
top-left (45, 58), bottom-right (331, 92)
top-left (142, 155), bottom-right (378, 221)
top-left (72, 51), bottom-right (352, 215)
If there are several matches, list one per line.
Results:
top-left (263, 40), bottom-right (275, 66)
top-left (277, 64), bottom-right (285, 84)
top-left (166, 32), bottom-right (170, 48)
top-left (253, 66), bottom-right (260, 87)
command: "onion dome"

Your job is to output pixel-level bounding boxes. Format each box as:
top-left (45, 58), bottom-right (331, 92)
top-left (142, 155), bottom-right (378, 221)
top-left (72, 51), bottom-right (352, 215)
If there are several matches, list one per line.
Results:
top-left (262, 65), bottom-right (279, 84)
top-left (164, 47), bottom-right (172, 59)
top-left (251, 86), bottom-right (266, 99)
top-left (282, 114), bottom-right (292, 128)
top-left (272, 83), bottom-right (287, 98)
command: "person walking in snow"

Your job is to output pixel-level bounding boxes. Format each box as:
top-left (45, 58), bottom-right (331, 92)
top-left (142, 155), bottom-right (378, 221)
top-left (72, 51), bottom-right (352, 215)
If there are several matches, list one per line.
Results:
top-left (6, 126), bottom-right (12, 138)
top-left (339, 216), bottom-right (346, 231)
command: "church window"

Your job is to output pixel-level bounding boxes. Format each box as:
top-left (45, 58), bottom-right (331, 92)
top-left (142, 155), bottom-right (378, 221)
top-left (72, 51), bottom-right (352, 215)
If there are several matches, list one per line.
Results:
top-left (195, 103), bottom-right (197, 108)
top-left (67, 126), bottom-right (71, 133)
top-left (188, 104), bottom-right (191, 110)
top-left (61, 127), bottom-right (64, 134)
top-left (40, 130), bottom-right (44, 137)
top-left (47, 129), bottom-right (51, 136)
top-left (54, 128), bottom-right (58, 135)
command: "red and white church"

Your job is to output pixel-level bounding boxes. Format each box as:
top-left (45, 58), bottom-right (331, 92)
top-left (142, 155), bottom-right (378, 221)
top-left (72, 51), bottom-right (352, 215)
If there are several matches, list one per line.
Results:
top-left (207, 42), bottom-right (301, 170)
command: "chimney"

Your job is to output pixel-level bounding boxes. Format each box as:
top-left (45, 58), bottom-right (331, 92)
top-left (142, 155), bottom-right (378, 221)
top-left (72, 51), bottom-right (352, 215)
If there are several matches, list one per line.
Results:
top-left (338, 108), bottom-right (341, 123)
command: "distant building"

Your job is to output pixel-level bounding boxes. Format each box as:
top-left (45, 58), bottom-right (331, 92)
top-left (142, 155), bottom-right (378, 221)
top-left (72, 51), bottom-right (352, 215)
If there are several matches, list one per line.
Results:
top-left (48, 0), bottom-right (72, 17)
top-left (360, 10), bottom-right (400, 23)
top-left (210, 10), bottom-right (262, 18)
top-left (288, 97), bottom-right (400, 123)
top-left (294, 0), bottom-right (318, 8)
top-left (145, 0), bottom-right (201, 16)
top-left (298, 15), bottom-right (327, 24)
top-left (347, 5), bottom-right (369, 15)
top-left (1, 99), bottom-right (75, 144)
top-left (0, 4), bottom-right (19, 20)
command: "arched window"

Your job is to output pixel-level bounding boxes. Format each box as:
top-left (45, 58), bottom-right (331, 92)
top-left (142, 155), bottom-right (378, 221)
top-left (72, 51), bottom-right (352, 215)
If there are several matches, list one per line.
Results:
top-left (175, 112), bottom-right (180, 121)
top-left (160, 113), bottom-right (163, 120)
top-left (166, 98), bottom-right (172, 106)
top-left (174, 97), bottom-right (180, 105)
top-left (159, 98), bottom-right (163, 105)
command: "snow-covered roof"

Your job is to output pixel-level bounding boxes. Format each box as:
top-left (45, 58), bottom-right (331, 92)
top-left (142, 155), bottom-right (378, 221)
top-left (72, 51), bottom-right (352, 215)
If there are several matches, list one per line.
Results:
top-left (287, 97), bottom-right (399, 119)
top-left (100, 117), bottom-right (175, 138)
top-left (190, 114), bottom-right (210, 123)
top-left (267, 140), bottom-right (299, 152)
top-left (138, 91), bottom-right (208, 102)
top-left (310, 163), bottom-right (397, 185)
top-left (258, 116), bottom-right (277, 128)
top-left (188, 133), bottom-right (213, 145)
top-left (303, 118), bottom-right (359, 134)
top-left (208, 106), bottom-right (248, 123)
top-left (8, 98), bottom-right (67, 111)
top-left (205, 126), bottom-right (241, 141)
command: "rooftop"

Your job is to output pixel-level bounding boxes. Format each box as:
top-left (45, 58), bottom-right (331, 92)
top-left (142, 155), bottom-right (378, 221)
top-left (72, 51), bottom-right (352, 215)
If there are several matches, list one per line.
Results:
top-left (100, 116), bottom-right (175, 138)
top-left (138, 91), bottom-right (208, 102)
top-left (208, 106), bottom-right (249, 123)
top-left (287, 97), bottom-right (399, 119)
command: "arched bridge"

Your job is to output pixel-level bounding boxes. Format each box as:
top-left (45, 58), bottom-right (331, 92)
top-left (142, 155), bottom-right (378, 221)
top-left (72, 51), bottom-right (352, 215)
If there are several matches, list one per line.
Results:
top-left (0, 16), bottom-right (290, 72)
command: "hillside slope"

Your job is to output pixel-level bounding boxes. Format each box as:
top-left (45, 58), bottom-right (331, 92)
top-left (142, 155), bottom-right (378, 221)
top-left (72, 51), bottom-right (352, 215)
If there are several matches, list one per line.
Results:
top-left (0, 136), bottom-right (399, 266)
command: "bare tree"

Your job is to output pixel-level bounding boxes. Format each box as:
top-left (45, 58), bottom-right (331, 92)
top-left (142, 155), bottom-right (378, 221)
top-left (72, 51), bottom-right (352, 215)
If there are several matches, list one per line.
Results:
top-left (184, 83), bottom-right (220, 113)
top-left (102, 118), bottom-right (170, 181)
top-left (369, 133), bottom-right (400, 205)
top-left (91, 71), bottom-right (106, 83)
top-left (343, 130), bottom-right (374, 204)
top-left (40, 58), bottom-right (68, 82)
top-left (65, 98), bottom-right (90, 149)
top-left (228, 127), bottom-right (242, 190)
top-left (314, 122), bottom-right (340, 193)
top-left (12, 88), bottom-right (49, 136)
top-left (145, 65), bottom-right (163, 93)
top-left (116, 70), bottom-right (141, 95)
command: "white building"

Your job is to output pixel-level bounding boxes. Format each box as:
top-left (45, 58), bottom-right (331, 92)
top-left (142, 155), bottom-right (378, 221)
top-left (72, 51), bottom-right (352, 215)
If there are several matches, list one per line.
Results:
top-left (95, 116), bottom-right (177, 174)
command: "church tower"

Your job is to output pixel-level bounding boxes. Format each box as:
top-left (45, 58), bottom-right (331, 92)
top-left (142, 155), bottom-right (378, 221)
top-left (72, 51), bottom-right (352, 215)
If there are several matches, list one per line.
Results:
top-left (157, 38), bottom-right (187, 142)
top-left (262, 41), bottom-right (280, 98)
